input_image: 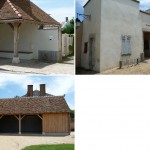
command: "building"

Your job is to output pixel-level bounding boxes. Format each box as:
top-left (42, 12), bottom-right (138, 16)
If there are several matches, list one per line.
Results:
top-left (76, 20), bottom-right (83, 67)
top-left (0, 0), bottom-right (62, 63)
top-left (0, 84), bottom-right (70, 136)
top-left (79, 0), bottom-right (150, 72)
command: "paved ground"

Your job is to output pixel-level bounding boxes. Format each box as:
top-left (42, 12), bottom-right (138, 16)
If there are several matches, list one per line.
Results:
top-left (76, 61), bottom-right (150, 75)
top-left (0, 132), bottom-right (74, 150)
top-left (0, 56), bottom-right (74, 75)
top-left (76, 67), bottom-right (98, 75)
top-left (101, 62), bottom-right (150, 74)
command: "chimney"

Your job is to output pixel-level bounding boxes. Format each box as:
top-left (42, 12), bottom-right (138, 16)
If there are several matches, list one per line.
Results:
top-left (27, 85), bottom-right (33, 97)
top-left (40, 84), bottom-right (46, 96)
top-left (66, 17), bottom-right (68, 22)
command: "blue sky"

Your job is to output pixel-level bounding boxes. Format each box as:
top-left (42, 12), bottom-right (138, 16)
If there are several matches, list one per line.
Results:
top-left (0, 74), bottom-right (74, 110)
top-left (31, 0), bottom-right (74, 22)
top-left (76, 0), bottom-right (150, 20)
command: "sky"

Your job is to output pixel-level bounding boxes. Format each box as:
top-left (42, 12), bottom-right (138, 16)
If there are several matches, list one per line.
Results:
top-left (0, 74), bottom-right (74, 110)
top-left (76, 0), bottom-right (150, 20)
top-left (31, 0), bottom-right (74, 22)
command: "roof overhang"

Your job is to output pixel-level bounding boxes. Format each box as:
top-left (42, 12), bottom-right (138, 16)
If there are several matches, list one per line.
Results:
top-left (140, 10), bottom-right (150, 16)
top-left (0, 19), bottom-right (61, 27)
top-left (84, 0), bottom-right (139, 8)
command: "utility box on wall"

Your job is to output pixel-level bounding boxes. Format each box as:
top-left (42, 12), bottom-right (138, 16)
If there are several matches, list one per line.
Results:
top-left (38, 50), bottom-right (59, 63)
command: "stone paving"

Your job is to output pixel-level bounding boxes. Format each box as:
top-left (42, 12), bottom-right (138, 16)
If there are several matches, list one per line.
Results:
top-left (0, 57), bottom-right (74, 75)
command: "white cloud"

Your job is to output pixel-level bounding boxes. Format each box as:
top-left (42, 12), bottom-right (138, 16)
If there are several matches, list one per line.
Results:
top-left (45, 7), bottom-right (74, 22)
top-left (0, 74), bottom-right (74, 96)
top-left (76, 0), bottom-right (88, 6)
top-left (0, 75), bottom-right (35, 89)
top-left (46, 76), bottom-right (74, 96)
top-left (31, 0), bottom-right (74, 22)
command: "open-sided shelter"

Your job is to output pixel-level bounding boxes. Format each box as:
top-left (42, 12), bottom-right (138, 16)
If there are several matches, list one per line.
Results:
top-left (0, 0), bottom-right (62, 63)
top-left (0, 84), bottom-right (70, 135)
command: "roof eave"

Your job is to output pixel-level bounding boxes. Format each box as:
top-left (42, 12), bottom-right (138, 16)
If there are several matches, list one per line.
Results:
top-left (83, 0), bottom-right (139, 8)
top-left (0, 18), bottom-right (61, 26)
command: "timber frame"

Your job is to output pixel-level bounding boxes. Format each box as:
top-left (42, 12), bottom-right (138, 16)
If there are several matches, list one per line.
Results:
top-left (0, 114), bottom-right (42, 134)
top-left (0, 0), bottom-right (61, 63)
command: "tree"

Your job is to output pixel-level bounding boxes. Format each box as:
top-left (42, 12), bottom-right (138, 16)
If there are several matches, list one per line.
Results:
top-left (70, 110), bottom-right (75, 121)
top-left (62, 19), bottom-right (74, 34)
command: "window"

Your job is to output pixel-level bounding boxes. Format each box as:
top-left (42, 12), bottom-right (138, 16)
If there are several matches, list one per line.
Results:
top-left (84, 42), bottom-right (88, 53)
top-left (121, 35), bottom-right (131, 55)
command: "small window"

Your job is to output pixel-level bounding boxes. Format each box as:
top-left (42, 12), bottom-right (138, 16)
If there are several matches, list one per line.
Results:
top-left (84, 42), bottom-right (88, 53)
top-left (121, 35), bottom-right (131, 55)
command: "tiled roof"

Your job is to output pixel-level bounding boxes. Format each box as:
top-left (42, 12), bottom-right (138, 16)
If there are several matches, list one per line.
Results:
top-left (0, 0), bottom-right (60, 25)
top-left (23, 90), bottom-right (54, 97)
top-left (0, 96), bottom-right (70, 115)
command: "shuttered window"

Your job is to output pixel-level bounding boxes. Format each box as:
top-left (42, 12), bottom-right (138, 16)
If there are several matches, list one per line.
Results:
top-left (121, 35), bottom-right (131, 55)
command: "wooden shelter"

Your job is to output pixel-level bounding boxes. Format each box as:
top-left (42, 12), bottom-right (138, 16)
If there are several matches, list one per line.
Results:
top-left (0, 0), bottom-right (61, 63)
top-left (0, 84), bottom-right (70, 135)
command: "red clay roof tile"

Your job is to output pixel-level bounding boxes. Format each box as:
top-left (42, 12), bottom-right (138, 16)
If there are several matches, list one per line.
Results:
top-left (0, 0), bottom-right (60, 25)
top-left (0, 96), bottom-right (70, 115)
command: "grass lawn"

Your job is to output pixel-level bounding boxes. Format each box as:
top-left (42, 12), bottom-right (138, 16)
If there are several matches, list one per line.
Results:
top-left (22, 144), bottom-right (74, 150)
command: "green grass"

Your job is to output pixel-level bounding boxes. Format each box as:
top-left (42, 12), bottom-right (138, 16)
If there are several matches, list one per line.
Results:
top-left (22, 144), bottom-right (74, 150)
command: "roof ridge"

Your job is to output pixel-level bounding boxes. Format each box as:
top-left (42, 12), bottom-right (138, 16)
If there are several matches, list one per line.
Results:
top-left (0, 95), bottom-right (64, 100)
top-left (7, 0), bottom-right (22, 18)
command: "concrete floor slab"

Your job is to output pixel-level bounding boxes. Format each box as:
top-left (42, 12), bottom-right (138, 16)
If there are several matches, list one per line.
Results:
top-left (0, 57), bottom-right (74, 75)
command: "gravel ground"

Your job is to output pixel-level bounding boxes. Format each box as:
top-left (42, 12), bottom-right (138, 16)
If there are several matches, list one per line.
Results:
top-left (0, 132), bottom-right (74, 150)
top-left (0, 57), bottom-right (74, 75)
top-left (76, 62), bottom-right (150, 75)
top-left (101, 62), bottom-right (150, 74)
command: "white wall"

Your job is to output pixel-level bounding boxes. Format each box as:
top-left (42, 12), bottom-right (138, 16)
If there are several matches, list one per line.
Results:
top-left (100, 0), bottom-right (143, 71)
top-left (81, 0), bottom-right (101, 71)
top-left (82, 0), bottom-right (144, 72)
top-left (141, 12), bottom-right (150, 32)
top-left (0, 23), bottom-right (59, 60)
top-left (62, 34), bottom-right (70, 56)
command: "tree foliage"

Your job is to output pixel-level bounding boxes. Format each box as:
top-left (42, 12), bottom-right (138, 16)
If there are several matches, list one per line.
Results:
top-left (62, 19), bottom-right (74, 34)
top-left (70, 110), bottom-right (75, 120)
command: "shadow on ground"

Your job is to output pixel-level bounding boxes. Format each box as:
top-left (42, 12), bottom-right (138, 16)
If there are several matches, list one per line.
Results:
top-left (0, 58), bottom-right (57, 69)
top-left (76, 67), bottom-right (98, 75)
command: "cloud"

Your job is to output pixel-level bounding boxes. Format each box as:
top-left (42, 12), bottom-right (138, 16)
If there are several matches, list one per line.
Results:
top-left (140, 0), bottom-right (150, 10)
top-left (0, 74), bottom-right (74, 96)
top-left (46, 76), bottom-right (74, 96)
top-left (76, 0), bottom-right (88, 6)
top-left (31, 0), bottom-right (74, 22)
top-left (45, 7), bottom-right (74, 22)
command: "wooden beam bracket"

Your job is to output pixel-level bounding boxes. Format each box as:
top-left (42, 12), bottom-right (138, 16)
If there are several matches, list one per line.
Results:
top-left (0, 115), bottom-right (4, 119)
top-left (37, 114), bottom-right (43, 120)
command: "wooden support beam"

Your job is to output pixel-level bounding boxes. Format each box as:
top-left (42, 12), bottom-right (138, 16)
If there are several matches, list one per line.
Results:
top-left (12, 22), bottom-right (21, 63)
top-left (14, 114), bottom-right (25, 134)
top-left (37, 114), bottom-right (42, 120)
top-left (0, 115), bottom-right (3, 119)
top-left (8, 23), bottom-right (14, 30)
top-left (14, 115), bottom-right (19, 120)
top-left (19, 114), bottom-right (21, 134)
top-left (21, 115), bottom-right (25, 120)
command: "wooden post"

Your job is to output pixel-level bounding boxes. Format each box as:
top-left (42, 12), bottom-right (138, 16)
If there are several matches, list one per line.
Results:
top-left (19, 114), bottom-right (21, 134)
top-left (12, 22), bottom-right (21, 63)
